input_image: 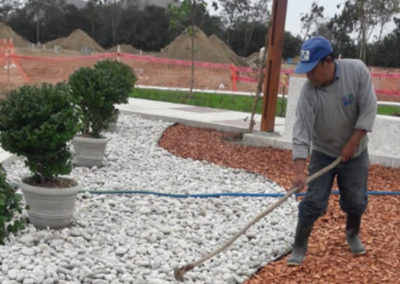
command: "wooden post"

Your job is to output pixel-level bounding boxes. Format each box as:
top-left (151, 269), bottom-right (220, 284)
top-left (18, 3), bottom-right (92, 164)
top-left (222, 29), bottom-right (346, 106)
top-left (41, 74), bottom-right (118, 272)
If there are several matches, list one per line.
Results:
top-left (261, 0), bottom-right (288, 132)
top-left (6, 53), bottom-right (10, 84)
top-left (230, 64), bottom-right (237, 91)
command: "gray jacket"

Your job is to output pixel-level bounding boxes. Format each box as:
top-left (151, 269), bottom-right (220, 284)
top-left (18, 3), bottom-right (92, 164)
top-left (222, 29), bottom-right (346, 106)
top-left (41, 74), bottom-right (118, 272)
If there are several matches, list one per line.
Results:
top-left (292, 59), bottom-right (377, 160)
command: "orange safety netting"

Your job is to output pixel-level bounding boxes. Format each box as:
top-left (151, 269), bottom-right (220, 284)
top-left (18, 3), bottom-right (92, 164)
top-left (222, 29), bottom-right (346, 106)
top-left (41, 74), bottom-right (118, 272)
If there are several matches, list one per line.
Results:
top-left (0, 42), bottom-right (399, 100)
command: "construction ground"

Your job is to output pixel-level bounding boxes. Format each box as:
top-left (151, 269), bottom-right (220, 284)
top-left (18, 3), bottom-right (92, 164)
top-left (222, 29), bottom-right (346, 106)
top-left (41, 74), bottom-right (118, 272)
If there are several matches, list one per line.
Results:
top-left (0, 22), bottom-right (400, 283)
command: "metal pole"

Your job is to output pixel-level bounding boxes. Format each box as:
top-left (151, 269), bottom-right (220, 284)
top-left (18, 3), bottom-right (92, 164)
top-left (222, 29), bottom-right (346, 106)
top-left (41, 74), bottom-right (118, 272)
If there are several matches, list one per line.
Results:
top-left (261, 0), bottom-right (288, 132)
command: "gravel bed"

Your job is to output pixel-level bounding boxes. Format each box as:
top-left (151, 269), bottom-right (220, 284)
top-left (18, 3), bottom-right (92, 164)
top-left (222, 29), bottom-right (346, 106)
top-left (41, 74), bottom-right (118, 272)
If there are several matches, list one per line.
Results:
top-left (2, 114), bottom-right (298, 283)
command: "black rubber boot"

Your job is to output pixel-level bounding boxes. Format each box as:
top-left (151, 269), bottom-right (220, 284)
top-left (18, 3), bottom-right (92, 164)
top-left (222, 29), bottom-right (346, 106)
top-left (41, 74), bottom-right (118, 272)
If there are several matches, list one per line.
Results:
top-left (346, 214), bottom-right (366, 255)
top-left (287, 221), bottom-right (314, 266)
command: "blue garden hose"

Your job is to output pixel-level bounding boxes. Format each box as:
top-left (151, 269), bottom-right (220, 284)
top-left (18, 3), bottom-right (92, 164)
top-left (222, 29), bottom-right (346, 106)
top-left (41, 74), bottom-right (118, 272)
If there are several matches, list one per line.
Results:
top-left (10, 182), bottom-right (400, 198)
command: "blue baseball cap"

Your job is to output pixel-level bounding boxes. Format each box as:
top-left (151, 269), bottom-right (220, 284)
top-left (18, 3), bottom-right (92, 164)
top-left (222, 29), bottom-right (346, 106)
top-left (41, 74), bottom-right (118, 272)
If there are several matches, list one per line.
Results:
top-left (295, 36), bottom-right (333, 74)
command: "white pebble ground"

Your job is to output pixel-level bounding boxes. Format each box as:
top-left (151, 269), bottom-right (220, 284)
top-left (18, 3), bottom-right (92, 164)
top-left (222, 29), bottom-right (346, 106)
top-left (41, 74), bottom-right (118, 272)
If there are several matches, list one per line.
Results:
top-left (2, 114), bottom-right (298, 283)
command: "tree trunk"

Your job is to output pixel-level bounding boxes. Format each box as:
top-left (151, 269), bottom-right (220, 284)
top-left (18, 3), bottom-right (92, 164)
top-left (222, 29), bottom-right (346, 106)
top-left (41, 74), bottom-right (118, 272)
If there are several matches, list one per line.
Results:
top-left (189, 0), bottom-right (197, 97)
top-left (36, 18), bottom-right (40, 44)
top-left (244, 23), bottom-right (255, 55)
top-left (358, 0), bottom-right (367, 62)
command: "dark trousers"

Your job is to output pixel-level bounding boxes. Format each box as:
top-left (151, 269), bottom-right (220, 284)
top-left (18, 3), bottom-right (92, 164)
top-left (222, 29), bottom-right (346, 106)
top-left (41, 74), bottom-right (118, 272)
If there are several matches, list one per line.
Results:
top-left (298, 149), bottom-right (369, 224)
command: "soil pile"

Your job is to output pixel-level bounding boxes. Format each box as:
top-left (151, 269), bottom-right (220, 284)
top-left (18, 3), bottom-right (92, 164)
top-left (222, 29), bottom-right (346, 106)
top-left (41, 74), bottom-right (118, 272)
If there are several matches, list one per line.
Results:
top-left (45, 29), bottom-right (104, 53)
top-left (160, 27), bottom-right (248, 66)
top-left (208, 34), bottom-right (248, 66)
top-left (107, 44), bottom-right (140, 54)
top-left (0, 22), bottom-right (31, 47)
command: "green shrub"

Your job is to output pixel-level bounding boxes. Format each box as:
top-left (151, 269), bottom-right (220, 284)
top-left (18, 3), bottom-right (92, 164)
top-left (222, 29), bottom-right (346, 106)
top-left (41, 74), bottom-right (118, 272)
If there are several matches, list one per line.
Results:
top-left (0, 83), bottom-right (81, 184)
top-left (94, 60), bottom-right (137, 105)
top-left (0, 167), bottom-right (25, 245)
top-left (69, 60), bottom-right (136, 137)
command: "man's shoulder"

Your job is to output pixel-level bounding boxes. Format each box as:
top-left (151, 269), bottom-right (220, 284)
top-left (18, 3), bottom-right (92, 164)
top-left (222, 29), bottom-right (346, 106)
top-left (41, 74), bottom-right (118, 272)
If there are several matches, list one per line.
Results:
top-left (337, 58), bottom-right (367, 70)
top-left (301, 80), bottom-right (314, 93)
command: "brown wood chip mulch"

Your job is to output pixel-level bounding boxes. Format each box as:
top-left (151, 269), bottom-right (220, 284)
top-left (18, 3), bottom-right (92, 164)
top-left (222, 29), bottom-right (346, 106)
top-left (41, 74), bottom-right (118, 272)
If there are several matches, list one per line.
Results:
top-left (159, 124), bottom-right (400, 284)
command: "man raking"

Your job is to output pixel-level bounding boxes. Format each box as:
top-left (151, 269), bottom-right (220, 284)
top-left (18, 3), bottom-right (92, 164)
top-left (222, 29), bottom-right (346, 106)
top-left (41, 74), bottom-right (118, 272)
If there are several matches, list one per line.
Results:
top-left (288, 36), bottom-right (377, 266)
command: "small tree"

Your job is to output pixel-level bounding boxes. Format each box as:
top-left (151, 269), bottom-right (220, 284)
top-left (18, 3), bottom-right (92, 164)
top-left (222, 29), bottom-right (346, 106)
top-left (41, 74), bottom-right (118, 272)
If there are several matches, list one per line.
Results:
top-left (0, 83), bottom-right (81, 185)
top-left (69, 60), bottom-right (136, 138)
top-left (300, 2), bottom-right (325, 41)
top-left (168, 0), bottom-right (217, 96)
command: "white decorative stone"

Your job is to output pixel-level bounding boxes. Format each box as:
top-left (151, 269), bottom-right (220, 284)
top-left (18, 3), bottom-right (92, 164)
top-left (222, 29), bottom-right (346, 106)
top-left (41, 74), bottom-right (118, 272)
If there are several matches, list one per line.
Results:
top-left (2, 115), bottom-right (298, 283)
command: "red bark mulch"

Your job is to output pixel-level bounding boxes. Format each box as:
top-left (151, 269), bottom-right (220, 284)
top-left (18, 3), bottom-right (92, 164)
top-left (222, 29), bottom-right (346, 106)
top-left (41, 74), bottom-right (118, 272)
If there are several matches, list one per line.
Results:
top-left (159, 124), bottom-right (400, 284)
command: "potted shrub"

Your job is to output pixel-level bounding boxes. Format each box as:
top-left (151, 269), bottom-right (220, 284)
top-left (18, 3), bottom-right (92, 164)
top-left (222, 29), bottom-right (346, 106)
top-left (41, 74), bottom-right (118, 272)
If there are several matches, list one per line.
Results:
top-left (98, 60), bottom-right (137, 131)
top-left (95, 60), bottom-right (137, 132)
top-left (69, 60), bottom-right (136, 166)
top-left (0, 166), bottom-right (26, 244)
top-left (0, 83), bottom-right (81, 229)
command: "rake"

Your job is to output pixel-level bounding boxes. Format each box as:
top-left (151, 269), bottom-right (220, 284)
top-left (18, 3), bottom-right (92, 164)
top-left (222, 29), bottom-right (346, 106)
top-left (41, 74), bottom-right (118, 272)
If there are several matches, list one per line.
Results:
top-left (174, 156), bottom-right (341, 281)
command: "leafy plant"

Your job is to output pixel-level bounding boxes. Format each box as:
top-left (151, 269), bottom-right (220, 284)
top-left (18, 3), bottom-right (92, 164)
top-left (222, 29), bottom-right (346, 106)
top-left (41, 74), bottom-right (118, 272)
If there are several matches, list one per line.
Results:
top-left (69, 60), bottom-right (136, 138)
top-left (0, 167), bottom-right (26, 245)
top-left (0, 83), bottom-right (81, 185)
top-left (94, 59), bottom-right (137, 105)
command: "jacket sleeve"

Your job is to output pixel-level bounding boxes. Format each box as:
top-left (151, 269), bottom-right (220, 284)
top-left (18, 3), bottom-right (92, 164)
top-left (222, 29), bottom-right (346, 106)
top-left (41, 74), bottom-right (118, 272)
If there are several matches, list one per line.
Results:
top-left (292, 85), bottom-right (315, 160)
top-left (355, 61), bottom-right (377, 131)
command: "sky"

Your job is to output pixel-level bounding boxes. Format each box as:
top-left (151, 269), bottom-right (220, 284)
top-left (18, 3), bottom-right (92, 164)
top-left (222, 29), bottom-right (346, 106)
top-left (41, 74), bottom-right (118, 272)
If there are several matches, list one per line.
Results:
top-left (285, 0), bottom-right (345, 37)
top-left (205, 0), bottom-right (345, 37)
top-left (205, 0), bottom-right (396, 39)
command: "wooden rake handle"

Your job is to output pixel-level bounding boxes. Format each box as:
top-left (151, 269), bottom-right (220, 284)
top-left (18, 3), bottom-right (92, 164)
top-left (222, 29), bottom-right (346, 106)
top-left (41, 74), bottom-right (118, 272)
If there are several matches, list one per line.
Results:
top-left (174, 156), bottom-right (341, 282)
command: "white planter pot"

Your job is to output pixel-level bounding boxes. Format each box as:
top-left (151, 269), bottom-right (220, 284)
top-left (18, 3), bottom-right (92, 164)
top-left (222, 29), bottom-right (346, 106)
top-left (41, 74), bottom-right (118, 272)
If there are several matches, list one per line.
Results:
top-left (20, 177), bottom-right (80, 229)
top-left (72, 136), bottom-right (109, 167)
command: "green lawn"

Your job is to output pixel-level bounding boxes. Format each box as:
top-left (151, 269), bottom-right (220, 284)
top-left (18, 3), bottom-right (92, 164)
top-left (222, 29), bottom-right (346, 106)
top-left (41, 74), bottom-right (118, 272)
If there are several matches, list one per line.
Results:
top-left (377, 105), bottom-right (400, 116)
top-left (131, 88), bottom-right (400, 117)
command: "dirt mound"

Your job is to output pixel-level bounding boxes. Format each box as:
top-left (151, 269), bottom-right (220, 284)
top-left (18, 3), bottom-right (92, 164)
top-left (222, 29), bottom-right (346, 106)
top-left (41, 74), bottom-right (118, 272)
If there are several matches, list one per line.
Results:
top-left (108, 44), bottom-right (140, 54)
top-left (160, 27), bottom-right (248, 66)
top-left (208, 34), bottom-right (248, 66)
top-left (45, 29), bottom-right (104, 53)
top-left (0, 22), bottom-right (31, 47)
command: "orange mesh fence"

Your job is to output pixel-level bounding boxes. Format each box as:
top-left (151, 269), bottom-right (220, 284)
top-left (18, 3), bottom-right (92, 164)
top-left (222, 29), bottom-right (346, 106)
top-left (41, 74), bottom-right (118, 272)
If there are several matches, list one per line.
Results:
top-left (0, 48), bottom-right (399, 102)
top-left (370, 71), bottom-right (400, 100)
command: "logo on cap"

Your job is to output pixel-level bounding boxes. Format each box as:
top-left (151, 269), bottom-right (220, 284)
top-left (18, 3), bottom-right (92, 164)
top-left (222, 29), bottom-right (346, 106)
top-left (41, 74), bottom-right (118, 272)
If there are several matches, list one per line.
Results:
top-left (300, 50), bottom-right (310, 62)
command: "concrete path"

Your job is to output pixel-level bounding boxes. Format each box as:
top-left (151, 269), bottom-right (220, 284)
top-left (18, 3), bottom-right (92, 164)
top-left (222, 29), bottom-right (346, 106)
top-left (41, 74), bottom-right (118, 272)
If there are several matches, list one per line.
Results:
top-left (117, 98), bottom-right (285, 134)
top-left (1, 98), bottom-right (399, 168)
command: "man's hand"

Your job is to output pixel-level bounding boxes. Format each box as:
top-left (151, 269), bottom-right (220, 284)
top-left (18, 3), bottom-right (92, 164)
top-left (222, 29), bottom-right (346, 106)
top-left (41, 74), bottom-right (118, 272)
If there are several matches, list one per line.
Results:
top-left (292, 159), bottom-right (307, 192)
top-left (341, 141), bottom-right (358, 162)
top-left (341, 130), bottom-right (367, 162)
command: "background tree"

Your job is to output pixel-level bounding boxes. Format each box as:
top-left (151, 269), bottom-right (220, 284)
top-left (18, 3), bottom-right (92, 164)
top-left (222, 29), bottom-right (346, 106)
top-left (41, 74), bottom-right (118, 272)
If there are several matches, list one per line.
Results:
top-left (0, 0), bottom-right (23, 21)
top-left (82, 1), bottom-right (100, 40)
top-left (224, 0), bottom-right (269, 57)
top-left (238, 0), bottom-right (270, 56)
top-left (229, 21), bottom-right (268, 56)
top-left (282, 32), bottom-right (302, 60)
top-left (374, 1), bottom-right (400, 42)
top-left (330, 0), bottom-right (400, 62)
top-left (369, 17), bottom-right (400, 67)
top-left (300, 1), bottom-right (325, 41)
top-left (124, 6), bottom-right (176, 51)
top-left (218, 0), bottom-right (246, 45)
